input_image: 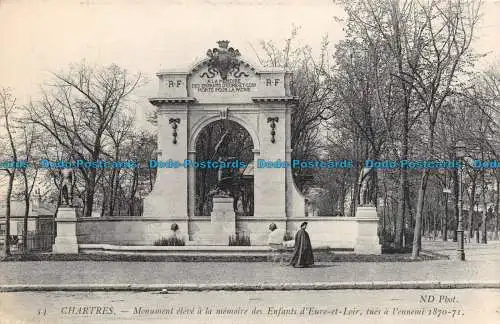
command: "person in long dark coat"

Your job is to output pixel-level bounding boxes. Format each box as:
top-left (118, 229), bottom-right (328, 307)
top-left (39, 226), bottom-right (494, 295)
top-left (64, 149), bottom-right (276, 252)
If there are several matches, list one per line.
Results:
top-left (289, 222), bottom-right (314, 268)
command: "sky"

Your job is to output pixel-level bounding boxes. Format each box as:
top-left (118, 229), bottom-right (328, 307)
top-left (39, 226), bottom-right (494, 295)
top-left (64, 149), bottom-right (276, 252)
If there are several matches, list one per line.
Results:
top-left (0, 0), bottom-right (499, 130)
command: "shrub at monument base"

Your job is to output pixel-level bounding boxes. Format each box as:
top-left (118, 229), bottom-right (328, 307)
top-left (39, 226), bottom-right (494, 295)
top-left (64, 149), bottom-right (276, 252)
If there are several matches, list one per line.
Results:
top-left (228, 233), bottom-right (251, 246)
top-left (153, 237), bottom-right (186, 246)
top-left (283, 232), bottom-right (294, 241)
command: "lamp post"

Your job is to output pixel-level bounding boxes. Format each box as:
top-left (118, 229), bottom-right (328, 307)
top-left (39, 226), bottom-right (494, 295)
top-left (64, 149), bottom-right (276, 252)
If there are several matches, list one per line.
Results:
top-left (455, 140), bottom-right (466, 261)
top-left (475, 198), bottom-right (480, 243)
top-left (443, 187), bottom-right (451, 241)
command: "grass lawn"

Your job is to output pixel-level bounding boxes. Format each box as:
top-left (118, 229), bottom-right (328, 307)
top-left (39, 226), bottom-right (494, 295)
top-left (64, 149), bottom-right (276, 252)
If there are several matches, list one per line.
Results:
top-left (0, 248), bottom-right (447, 262)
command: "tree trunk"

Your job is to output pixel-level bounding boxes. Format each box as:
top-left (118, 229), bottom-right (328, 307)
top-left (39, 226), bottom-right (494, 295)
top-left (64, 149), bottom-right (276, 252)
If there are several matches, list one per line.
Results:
top-left (22, 171), bottom-right (29, 252)
top-left (339, 183), bottom-right (346, 216)
top-left (443, 192), bottom-right (448, 241)
top-left (391, 0), bottom-right (410, 250)
top-left (413, 121), bottom-right (436, 258)
top-left (84, 167), bottom-right (97, 217)
top-left (148, 167), bottom-right (154, 192)
top-left (453, 168), bottom-right (459, 242)
top-left (100, 188), bottom-right (106, 217)
top-left (481, 170), bottom-right (487, 244)
top-left (469, 178), bottom-right (477, 241)
top-left (495, 175), bottom-right (499, 240)
top-left (108, 169), bottom-right (116, 216)
top-left (23, 193), bottom-right (29, 252)
top-left (395, 170), bottom-right (406, 248)
top-left (351, 166), bottom-right (361, 217)
top-left (383, 180), bottom-right (388, 237)
top-left (129, 168), bottom-right (139, 215)
top-left (3, 172), bottom-right (15, 256)
top-left (412, 169), bottom-right (429, 258)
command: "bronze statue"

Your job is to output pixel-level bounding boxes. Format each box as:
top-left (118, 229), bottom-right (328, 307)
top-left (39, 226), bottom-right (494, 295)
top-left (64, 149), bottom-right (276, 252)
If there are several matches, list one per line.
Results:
top-left (60, 168), bottom-right (74, 206)
top-left (359, 167), bottom-right (374, 206)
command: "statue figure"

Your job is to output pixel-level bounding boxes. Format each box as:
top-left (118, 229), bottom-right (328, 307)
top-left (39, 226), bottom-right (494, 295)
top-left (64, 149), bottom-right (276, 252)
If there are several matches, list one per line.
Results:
top-left (235, 195), bottom-right (244, 215)
top-left (359, 167), bottom-right (374, 206)
top-left (217, 157), bottom-right (224, 182)
top-left (209, 185), bottom-right (231, 198)
top-left (60, 168), bottom-right (74, 206)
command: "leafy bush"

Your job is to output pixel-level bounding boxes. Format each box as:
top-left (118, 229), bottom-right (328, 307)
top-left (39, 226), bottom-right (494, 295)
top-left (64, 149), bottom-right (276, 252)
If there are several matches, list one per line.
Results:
top-left (153, 236), bottom-right (185, 246)
top-left (228, 233), bottom-right (251, 246)
top-left (379, 228), bottom-right (394, 244)
top-left (404, 228), bottom-right (414, 247)
top-left (283, 231), bottom-right (294, 241)
top-left (379, 228), bottom-right (415, 248)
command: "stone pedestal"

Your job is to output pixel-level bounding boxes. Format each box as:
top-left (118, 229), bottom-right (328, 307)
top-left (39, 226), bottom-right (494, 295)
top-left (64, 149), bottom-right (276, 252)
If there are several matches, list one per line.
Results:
top-left (210, 197), bottom-right (236, 245)
top-left (52, 207), bottom-right (79, 254)
top-left (355, 205), bottom-right (381, 254)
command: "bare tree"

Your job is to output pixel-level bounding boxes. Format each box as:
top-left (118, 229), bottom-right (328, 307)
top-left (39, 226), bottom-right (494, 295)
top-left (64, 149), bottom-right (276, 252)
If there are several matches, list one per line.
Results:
top-left (253, 30), bottom-right (335, 190)
top-left (0, 88), bottom-right (18, 256)
top-left (17, 123), bottom-right (40, 252)
top-left (27, 62), bottom-right (142, 217)
top-left (102, 110), bottom-right (134, 216)
top-left (392, 0), bottom-right (483, 258)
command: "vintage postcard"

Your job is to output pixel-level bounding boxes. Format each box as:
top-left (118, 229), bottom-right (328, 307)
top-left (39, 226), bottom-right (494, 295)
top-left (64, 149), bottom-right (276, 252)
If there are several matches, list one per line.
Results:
top-left (0, 0), bottom-right (499, 323)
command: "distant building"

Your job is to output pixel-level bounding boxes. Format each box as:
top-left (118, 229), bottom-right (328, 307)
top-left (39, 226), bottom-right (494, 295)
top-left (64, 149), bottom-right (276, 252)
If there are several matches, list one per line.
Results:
top-left (0, 193), bottom-right (56, 251)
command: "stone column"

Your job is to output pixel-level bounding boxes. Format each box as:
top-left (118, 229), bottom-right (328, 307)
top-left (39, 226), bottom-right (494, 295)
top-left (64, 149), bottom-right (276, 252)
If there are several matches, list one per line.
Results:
top-left (187, 150), bottom-right (196, 240)
top-left (253, 108), bottom-right (287, 218)
top-left (285, 103), bottom-right (305, 218)
top-left (52, 207), bottom-right (78, 254)
top-left (252, 148), bottom-right (263, 216)
top-left (143, 106), bottom-right (188, 219)
top-left (187, 150), bottom-right (196, 217)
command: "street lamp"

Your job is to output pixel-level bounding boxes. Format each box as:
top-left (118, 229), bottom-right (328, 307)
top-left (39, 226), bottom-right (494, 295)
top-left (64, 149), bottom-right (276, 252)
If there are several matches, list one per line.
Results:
top-left (443, 187), bottom-right (451, 241)
top-left (455, 140), bottom-right (466, 261)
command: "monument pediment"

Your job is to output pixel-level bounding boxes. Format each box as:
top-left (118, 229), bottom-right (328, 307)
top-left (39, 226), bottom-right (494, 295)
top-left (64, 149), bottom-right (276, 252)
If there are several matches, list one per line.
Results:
top-left (152, 40), bottom-right (293, 105)
top-left (192, 40), bottom-right (253, 80)
top-left (188, 57), bottom-right (259, 103)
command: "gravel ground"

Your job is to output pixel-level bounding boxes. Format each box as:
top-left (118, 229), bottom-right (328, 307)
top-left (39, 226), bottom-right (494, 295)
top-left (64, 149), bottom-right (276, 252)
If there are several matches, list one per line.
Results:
top-left (0, 259), bottom-right (497, 286)
top-left (0, 250), bottom-right (442, 262)
top-left (0, 240), bottom-right (497, 286)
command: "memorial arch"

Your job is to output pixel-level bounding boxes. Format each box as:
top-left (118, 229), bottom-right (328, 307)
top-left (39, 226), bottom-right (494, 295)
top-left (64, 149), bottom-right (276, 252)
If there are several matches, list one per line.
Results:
top-left (142, 40), bottom-right (307, 243)
top-left (67, 41), bottom-right (379, 253)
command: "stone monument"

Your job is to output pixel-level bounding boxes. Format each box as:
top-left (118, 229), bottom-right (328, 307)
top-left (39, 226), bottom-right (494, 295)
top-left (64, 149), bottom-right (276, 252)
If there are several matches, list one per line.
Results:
top-left (70, 40), bottom-right (382, 253)
top-left (358, 167), bottom-right (374, 206)
top-left (210, 195), bottom-right (236, 245)
top-left (52, 168), bottom-right (79, 254)
top-left (355, 166), bottom-right (381, 254)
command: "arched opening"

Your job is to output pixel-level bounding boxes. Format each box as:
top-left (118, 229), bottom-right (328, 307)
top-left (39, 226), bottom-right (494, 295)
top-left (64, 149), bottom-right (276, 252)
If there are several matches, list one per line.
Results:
top-left (194, 119), bottom-right (254, 216)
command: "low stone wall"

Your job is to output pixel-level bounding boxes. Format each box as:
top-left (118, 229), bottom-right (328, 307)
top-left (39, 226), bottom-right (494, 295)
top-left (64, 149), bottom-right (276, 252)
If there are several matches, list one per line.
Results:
top-left (75, 214), bottom-right (380, 253)
top-left (76, 218), bottom-right (189, 245)
top-left (285, 218), bottom-right (357, 249)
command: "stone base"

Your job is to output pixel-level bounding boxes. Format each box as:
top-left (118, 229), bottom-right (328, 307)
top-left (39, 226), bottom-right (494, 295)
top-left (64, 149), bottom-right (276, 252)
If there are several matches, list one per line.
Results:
top-left (53, 236), bottom-right (79, 254)
top-left (210, 197), bottom-right (236, 246)
top-left (355, 206), bottom-right (382, 255)
top-left (52, 207), bottom-right (79, 254)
